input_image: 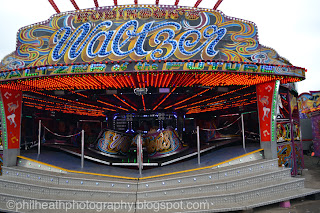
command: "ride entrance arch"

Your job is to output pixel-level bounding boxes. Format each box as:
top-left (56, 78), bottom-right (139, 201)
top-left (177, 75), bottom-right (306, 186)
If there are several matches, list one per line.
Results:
top-left (0, 5), bottom-right (305, 175)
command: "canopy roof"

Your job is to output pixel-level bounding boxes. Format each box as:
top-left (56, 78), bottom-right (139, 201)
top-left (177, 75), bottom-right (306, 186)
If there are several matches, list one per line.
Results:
top-left (0, 4), bottom-right (305, 89)
top-left (0, 3), bottom-right (305, 116)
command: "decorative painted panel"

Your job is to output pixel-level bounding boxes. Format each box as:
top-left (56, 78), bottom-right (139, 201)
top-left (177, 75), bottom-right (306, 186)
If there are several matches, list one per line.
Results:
top-left (298, 91), bottom-right (320, 118)
top-left (145, 127), bottom-right (185, 158)
top-left (256, 80), bottom-right (279, 142)
top-left (277, 122), bottom-right (291, 143)
top-left (0, 6), bottom-right (305, 80)
top-left (95, 129), bottom-right (132, 155)
top-left (277, 122), bottom-right (301, 143)
top-left (0, 89), bottom-right (22, 149)
top-left (277, 143), bottom-right (293, 173)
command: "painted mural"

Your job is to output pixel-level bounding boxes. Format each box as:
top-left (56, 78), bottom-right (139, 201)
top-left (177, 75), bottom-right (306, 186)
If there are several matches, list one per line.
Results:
top-left (96, 129), bottom-right (132, 155)
top-left (93, 127), bottom-right (186, 157)
top-left (277, 143), bottom-right (293, 169)
top-left (294, 123), bottom-right (301, 141)
top-left (277, 142), bottom-right (304, 175)
top-left (277, 92), bottom-right (289, 119)
top-left (144, 127), bottom-right (185, 158)
top-left (0, 6), bottom-right (305, 80)
top-left (277, 122), bottom-right (291, 143)
top-left (298, 91), bottom-right (320, 157)
top-left (277, 88), bottom-right (304, 175)
top-left (277, 122), bottom-right (301, 143)
top-left (298, 91), bottom-right (320, 118)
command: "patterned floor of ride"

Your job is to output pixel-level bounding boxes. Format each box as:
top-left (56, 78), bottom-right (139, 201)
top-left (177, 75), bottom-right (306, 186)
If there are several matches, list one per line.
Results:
top-left (20, 142), bottom-right (261, 178)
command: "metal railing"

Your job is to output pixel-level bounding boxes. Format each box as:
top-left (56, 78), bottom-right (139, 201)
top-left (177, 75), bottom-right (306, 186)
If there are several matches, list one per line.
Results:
top-left (37, 120), bottom-right (84, 168)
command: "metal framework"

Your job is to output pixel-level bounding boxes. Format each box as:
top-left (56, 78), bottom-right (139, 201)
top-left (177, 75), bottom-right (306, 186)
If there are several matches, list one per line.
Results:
top-left (47, 0), bottom-right (225, 13)
top-left (48, 0), bottom-right (60, 13)
top-left (213, 0), bottom-right (224, 10)
top-left (69, 0), bottom-right (79, 10)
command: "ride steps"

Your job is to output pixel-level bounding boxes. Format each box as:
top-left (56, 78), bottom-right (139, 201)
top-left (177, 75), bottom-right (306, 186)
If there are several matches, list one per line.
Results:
top-left (0, 157), bottom-right (318, 212)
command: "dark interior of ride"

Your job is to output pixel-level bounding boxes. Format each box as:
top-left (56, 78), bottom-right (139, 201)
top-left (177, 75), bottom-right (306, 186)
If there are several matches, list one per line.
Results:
top-left (20, 85), bottom-right (260, 166)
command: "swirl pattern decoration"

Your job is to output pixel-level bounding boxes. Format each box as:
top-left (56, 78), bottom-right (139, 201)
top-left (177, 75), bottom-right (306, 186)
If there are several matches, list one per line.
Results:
top-left (0, 6), bottom-right (292, 72)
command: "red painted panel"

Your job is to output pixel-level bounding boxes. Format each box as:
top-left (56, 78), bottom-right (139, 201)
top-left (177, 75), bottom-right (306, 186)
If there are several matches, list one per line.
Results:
top-left (0, 89), bottom-right (22, 149)
top-left (256, 81), bottom-right (276, 142)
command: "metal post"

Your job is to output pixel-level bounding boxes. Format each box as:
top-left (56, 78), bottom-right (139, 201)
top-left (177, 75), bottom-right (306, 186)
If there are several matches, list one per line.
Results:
top-left (296, 102), bottom-right (305, 169)
top-left (287, 91), bottom-right (298, 176)
top-left (138, 134), bottom-right (142, 176)
top-left (81, 130), bottom-right (84, 168)
top-left (241, 113), bottom-right (246, 151)
top-left (197, 126), bottom-right (200, 164)
top-left (38, 120), bottom-right (41, 155)
top-left (43, 127), bottom-right (46, 144)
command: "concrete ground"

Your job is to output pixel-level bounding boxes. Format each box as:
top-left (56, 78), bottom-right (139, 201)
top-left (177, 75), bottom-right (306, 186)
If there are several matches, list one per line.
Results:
top-left (248, 155), bottom-right (320, 213)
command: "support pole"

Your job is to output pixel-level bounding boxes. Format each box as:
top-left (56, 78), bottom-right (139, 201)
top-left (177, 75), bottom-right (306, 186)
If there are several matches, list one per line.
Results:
top-left (38, 120), bottom-right (41, 155)
top-left (138, 134), bottom-right (142, 176)
top-left (81, 130), bottom-right (84, 168)
top-left (288, 91), bottom-right (297, 176)
top-left (197, 126), bottom-right (201, 164)
top-left (241, 113), bottom-right (246, 151)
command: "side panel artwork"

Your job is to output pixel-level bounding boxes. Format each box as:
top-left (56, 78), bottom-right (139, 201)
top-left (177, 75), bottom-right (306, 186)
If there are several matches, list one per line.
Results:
top-left (0, 89), bottom-right (22, 150)
top-left (256, 81), bottom-right (279, 142)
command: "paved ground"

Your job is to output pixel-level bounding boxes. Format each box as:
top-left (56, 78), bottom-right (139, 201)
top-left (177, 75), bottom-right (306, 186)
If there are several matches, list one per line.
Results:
top-left (251, 155), bottom-right (320, 213)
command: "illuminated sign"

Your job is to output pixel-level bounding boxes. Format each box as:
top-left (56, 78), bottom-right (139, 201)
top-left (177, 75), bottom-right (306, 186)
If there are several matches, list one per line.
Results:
top-left (0, 5), bottom-right (305, 80)
top-left (0, 61), bottom-right (305, 81)
top-left (49, 20), bottom-right (226, 63)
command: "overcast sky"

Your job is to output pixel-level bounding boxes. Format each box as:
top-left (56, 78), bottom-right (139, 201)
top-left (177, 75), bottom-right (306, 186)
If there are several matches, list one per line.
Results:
top-left (0, 0), bottom-right (319, 94)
